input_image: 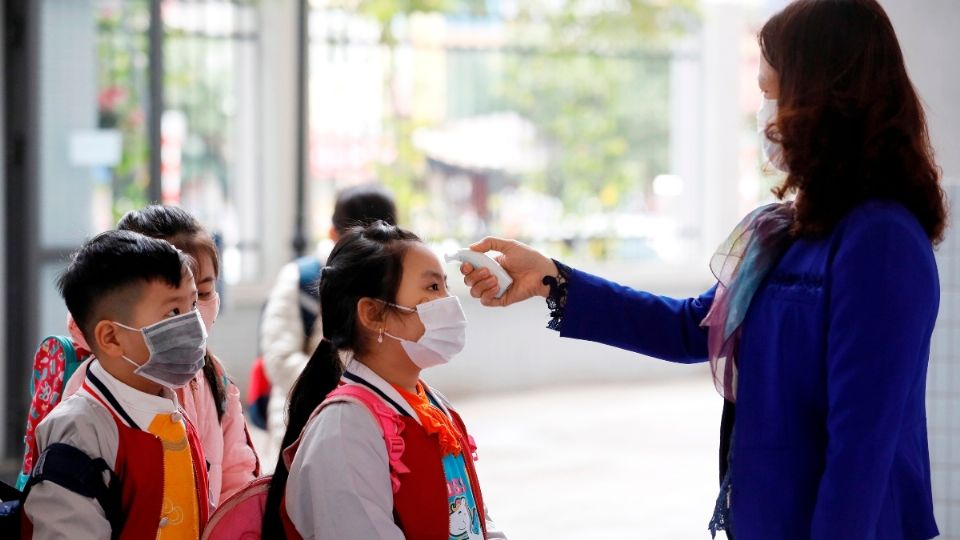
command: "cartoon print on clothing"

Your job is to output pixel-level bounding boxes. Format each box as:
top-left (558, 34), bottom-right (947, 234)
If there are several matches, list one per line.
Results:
top-left (448, 497), bottom-right (482, 540)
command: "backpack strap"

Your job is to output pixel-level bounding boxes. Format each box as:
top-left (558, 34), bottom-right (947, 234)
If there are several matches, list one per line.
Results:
top-left (58, 337), bottom-right (86, 390)
top-left (295, 256), bottom-right (322, 338)
top-left (325, 385), bottom-right (410, 493)
top-left (25, 443), bottom-right (121, 533)
top-left (282, 384), bottom-right (409, 494)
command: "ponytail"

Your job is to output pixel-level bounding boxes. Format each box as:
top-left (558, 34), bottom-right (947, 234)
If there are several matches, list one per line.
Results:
top-left (261, 340), bottom-right (342, 538)
top-left (260, 221), bottom-right (420, 538)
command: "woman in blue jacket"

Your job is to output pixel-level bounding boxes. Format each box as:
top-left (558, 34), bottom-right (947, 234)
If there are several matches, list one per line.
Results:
top-left (460, 1), bottom-right (946, 539)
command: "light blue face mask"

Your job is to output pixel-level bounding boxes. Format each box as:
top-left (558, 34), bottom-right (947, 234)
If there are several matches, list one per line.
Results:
top-left (113, 310), bottom-right (208, 389)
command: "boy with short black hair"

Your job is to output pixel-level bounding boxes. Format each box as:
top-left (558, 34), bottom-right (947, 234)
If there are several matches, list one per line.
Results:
top-left (23, 230), bottom-right (211, 539)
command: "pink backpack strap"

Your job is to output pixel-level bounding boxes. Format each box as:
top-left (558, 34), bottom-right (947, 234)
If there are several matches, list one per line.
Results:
top-left (281, 384), bottom-right (409, 493)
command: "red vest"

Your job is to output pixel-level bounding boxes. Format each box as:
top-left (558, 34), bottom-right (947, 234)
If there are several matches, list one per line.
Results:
top-left (281, 391), bottom-right (487, 539)
top-left (83, 381), bottom-right (211, 538)
top-left (392, 409), bottom-right (487, 539)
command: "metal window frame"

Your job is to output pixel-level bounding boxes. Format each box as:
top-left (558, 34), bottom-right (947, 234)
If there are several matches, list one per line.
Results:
top-left (3, 0), bottom-right (41, 466)
top-left (1, 0), bottom-right (167, 466)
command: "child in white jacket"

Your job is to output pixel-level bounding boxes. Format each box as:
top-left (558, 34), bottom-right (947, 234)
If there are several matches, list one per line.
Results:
top-left (260, 184), bottom-right (397, 470)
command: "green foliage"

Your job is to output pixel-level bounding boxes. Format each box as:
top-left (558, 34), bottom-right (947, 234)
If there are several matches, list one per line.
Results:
top-left (336, 0), bottom-right (697, 217)
top-left (327, 0), bottom-right (486, 43)
top-left (499, 50), bottom-right (671, 211)
top-left (96, 2), bottom-right (151, 220)
top-left (513, 0), bottom-right (700, 51)
top-left (376, 117), bottom-right (430, 223)
top-left (499, 0), bottom-right (698, 212)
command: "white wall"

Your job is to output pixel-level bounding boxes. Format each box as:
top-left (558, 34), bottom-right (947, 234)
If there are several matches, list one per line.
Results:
top-left (881, 1), bottom-right (960, 537)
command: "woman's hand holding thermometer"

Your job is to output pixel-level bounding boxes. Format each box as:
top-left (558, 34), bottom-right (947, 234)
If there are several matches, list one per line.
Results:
top-left (445, 249), bottom-right (514, 299)
top-left (452, 237), bottom-right (559, 307)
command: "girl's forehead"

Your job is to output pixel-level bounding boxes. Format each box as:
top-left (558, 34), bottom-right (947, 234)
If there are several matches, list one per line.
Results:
top-left (402, 243), bottom-right (444, 272)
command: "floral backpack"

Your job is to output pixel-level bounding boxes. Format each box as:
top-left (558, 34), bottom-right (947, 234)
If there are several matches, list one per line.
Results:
top-left (16, 336), bottom-right (90, 490)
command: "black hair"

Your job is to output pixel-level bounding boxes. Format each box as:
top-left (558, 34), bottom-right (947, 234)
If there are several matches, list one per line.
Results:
top-left (58, 230), bottom-right (190, 351)
top-left (117, 205), bottom-right (227, 420)
top-left (332, 184), bottom-right (398, 235)
top-left (262, 221), bottom-right (420, 538)
top-left (117, 205), bottom-right (220, 278)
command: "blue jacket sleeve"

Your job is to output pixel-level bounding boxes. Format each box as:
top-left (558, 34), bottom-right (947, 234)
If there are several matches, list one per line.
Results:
top-left (810, 212), bottom-right (939, 538)
top-left (558, 266), bottom-right (716, 363)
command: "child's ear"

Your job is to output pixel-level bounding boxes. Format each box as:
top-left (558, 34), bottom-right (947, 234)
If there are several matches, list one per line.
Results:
top-left (93, 320), bottom-right (125, 358)
top-left (356, 298), bottom-right (386, 333)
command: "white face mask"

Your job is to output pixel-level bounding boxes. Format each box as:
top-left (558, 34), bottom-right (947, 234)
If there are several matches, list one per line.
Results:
top-left (381, 296), bottom-right (468, 370)
top-left (757, 98), bottom-right (789, 172)
top-left (197, 292), bottom-right (220, 333)
top-left (114, 310), bottom-right (208, 389)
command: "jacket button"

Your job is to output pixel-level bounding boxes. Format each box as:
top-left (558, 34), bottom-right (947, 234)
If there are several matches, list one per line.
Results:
top-left (159, 517), bottom-right (169, 528)
top-left (171, 412), bottom-right (183, 423)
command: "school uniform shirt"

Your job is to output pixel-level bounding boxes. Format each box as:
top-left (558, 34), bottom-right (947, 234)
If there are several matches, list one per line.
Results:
top-left (285, 358), bottom-right (507, 540)
top-left (24, 361), bottom-right (211, 540)
top-left (64, 353), bottom-right (260, 506)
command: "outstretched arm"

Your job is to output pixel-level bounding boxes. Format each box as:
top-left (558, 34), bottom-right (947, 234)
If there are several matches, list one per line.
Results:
top-left (460, 237), bottom-right (714, 363)
top-left (560, 266), bottom-right (715, 363)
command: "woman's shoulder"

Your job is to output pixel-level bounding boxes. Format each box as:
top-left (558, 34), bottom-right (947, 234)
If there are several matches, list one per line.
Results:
top-left (826, 199), bottom-right (938, 278)
top-left (838, 199), bottom-right (927, 240)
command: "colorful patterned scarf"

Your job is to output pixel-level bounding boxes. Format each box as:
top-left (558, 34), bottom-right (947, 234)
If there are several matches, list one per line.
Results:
top-left (700, 202), bottom-right (795, 402)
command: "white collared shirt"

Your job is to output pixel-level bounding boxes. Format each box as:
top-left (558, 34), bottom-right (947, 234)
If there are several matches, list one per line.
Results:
top-left (285, 357), bottom-right (506, 540)
top-left (86, 361), bottom-right (182, 429)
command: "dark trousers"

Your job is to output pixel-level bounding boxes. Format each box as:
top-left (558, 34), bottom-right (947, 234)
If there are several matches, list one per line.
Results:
top-left (719, 399), bottom-right (736, 540)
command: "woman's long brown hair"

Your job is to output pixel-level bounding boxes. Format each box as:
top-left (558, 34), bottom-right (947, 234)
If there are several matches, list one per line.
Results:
top-left (761, 0), bottom-right (947, 243)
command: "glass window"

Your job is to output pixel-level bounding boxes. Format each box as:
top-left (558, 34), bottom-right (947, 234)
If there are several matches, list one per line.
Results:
top-left (94, 0), bottom-right (152, 228)
top-left (163, 0), bottom-right (263, 284)
top-left (304, 1), bottom-right (760, 276)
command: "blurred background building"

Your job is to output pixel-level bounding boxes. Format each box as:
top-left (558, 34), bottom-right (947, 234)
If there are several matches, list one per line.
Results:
top-left (1, 0), bottom-right (957, 537)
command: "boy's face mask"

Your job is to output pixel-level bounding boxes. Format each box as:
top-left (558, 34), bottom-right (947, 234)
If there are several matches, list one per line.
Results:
top-left (381, 296), bottom-right (468, 370)
top-left (113, 310), bottom-right (208, 389)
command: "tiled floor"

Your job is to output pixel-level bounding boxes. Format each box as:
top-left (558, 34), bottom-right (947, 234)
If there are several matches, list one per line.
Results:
top-left (251, 376), bottom-right (729, 540)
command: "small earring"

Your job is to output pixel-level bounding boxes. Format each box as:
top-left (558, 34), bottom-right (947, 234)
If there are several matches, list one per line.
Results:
top-left (378, 328), bottom-right (384, 344)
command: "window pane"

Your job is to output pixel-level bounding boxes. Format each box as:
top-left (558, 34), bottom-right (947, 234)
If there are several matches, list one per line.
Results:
top-left (163, 0), bottom-right (263, 283)
top-left (305, 4), bottom-right (721, 271)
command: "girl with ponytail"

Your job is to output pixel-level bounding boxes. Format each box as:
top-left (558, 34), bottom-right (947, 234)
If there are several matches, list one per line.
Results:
top-left (262, 221), bottom-right (506, 539)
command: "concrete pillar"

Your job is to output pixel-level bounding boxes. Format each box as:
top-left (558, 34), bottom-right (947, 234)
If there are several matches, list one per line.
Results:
top-left (258, 0), bottom-right (300, 284)
top-left (0, 0), bottom-right (7, 460)
top-left (36, 0), bottom-right (98, 338)
top-left (700, 1), bottom-right (746, 257)
top-left (38, 0), bottom-right (97, 248)
top-left (669, 38), bottom-right (705, 258)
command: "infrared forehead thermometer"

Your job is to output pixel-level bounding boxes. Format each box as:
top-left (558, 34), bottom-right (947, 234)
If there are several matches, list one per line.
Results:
top-left (445, 249), bottom-right (514, 299)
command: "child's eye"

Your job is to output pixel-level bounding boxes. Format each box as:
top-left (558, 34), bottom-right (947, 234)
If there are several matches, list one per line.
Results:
top-left (198, 291), bottom-right (213, 300)
top-left (168, 308), bottom-right (182, 317)
top-left (428, 283), bottom-right (441, 292)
